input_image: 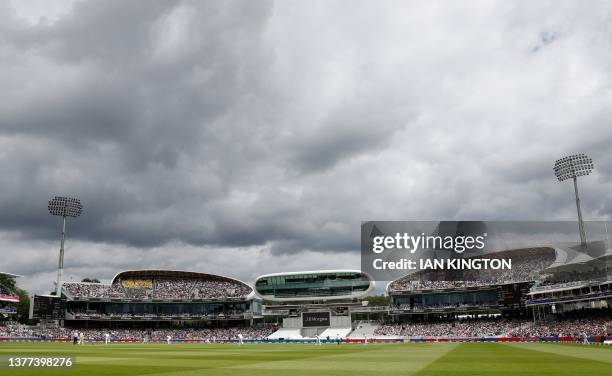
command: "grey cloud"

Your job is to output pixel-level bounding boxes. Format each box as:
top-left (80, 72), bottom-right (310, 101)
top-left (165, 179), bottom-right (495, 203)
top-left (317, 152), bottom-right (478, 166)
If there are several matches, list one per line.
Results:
top-left (1, 1), bottom-right (612, 293)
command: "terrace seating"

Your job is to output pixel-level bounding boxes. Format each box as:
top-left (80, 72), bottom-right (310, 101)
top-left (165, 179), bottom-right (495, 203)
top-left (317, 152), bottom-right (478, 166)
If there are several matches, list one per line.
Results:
top-left (267, 328), bottom-right (303, 339)
top-left (0, 326), bottom-right (277, 341)
top-left (389, 248), bottom-right (556, 292)
top-left (320, 327), bottom-right (352, 339)
top-left (62, 277), bottom-right (251, 301)
top-left (374, 318), bottom-right (528, 338)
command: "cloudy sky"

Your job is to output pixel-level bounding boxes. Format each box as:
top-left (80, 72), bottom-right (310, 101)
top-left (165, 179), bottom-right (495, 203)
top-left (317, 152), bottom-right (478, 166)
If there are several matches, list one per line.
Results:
top-left (1, 0), bottom-right (612, 294)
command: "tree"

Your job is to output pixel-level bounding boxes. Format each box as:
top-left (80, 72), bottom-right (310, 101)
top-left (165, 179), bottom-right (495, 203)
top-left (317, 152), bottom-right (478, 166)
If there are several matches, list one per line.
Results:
top-left (15, 289), bottom-right (30, 324)
top-left (81, 278), bottom-right (100, 283)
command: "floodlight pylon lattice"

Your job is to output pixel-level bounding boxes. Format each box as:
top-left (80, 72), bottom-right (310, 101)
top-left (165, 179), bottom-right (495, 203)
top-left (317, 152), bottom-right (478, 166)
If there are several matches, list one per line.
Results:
top-left (48, 196), bottom-right (83, 296)
top-left (553, 154), bottom-right (594, 249)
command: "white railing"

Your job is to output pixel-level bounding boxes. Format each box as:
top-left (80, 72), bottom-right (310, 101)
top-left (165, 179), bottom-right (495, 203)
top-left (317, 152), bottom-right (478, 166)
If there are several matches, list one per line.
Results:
top-left (530, 280), bottom-right (603, 292)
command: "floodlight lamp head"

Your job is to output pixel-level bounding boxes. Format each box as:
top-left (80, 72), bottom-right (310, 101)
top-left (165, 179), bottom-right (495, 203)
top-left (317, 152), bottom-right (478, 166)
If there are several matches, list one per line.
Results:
top-left (48, 196), bottom-right (83, 218)
top-left (553, 153), bottom-right (593, 182)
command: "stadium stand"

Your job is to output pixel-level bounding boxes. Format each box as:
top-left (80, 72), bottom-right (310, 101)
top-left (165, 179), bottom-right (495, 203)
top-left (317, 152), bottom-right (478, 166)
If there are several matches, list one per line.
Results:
top-left (370, 311), bottom-right (612, 339)
top-left (389, 248), bottom-right (556, 292)
top-left (509, 310), bottom-right (612, 337)
top-left (528, 279), bottom-right (612, 304)
top-left (61, 271), bottom-right (252, 301)
top-left (0, 324), bottom-right (277, 341)
top-left (373, 318), bottom-right (528, 338)
top-left (509, 318), bottom-right (610, 337)
top-left (348, 322), bottom-right (380, 339)
top-left (319, 327), bottom-right (352, 339)
top-left (62, 282), bottom-right (126, 299)
top-left (267, 328), bottom-right (303, 339)
top-left (12, 258), bottom-right (611, 344)
top-left (0, 284), bottom-right (15, 296)
top-left (34, 270), bottom-right (259, 325)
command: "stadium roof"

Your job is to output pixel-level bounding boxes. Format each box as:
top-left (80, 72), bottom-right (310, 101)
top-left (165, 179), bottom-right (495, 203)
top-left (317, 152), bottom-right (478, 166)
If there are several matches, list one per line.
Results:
top-left (110, 269), bottom-right (251, 289)
top-left (0, 272), bottom-right (23, 278)
top-left (588, 245), bottom-right (612, 260)
top-left (543, 247), bottom-right (594, 273)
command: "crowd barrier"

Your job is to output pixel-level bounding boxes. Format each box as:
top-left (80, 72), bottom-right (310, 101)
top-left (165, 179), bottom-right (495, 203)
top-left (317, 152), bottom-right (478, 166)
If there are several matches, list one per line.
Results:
top-left (1, 336), bottom-right (611, 344)
top-left (0, 337), bottom-right (236, 344)
top-left (347, 336), bottom-right (611, 343)
top-left (343, 338), bottom-right (404, 343)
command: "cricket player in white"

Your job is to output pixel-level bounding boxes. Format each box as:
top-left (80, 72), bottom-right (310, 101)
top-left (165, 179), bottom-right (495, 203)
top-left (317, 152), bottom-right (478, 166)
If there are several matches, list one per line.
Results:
top-left (238, 333), bottom-right (243, 345)
top-left (166, 335), bottom-right (172, 345)
top-left (104, 333), bottom-right (110, 344)
top-left (315, 334), bottom-right (321, 345)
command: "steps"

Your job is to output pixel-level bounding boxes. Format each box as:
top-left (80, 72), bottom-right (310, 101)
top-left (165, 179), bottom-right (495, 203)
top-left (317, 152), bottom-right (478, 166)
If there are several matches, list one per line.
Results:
top-left (267, 328), bottom-right (303, 339)
top-left (319, 327), bottom-right (352, 339)
top-left (348, 322), bottom-right (379, 339)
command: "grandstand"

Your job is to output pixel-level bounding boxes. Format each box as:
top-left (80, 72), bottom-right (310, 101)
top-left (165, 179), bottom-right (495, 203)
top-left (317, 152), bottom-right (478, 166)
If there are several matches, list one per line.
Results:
top-left (29, 270), bottom-right (259, 329)
top-left (62, 270), bottom-right (253, 301)
top-left (2, 255), bottom-right (610, 343)
top-left (526, 245), bottom-right (612, 322)
top-left (373, 244), bottom-right (611, 341)
top-left (373, 318), bottom-right (527, 338)
top-left (385, 248), bottom-right (555, 320)
top-left (0, 325), bottom-right (277, 341)
top-left (388, 247), bottom-right (556, 292)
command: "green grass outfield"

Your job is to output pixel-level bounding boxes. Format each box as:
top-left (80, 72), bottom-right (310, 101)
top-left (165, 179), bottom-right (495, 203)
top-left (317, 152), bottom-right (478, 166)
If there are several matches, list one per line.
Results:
top-left (1, 342), bottom-right (611, 376)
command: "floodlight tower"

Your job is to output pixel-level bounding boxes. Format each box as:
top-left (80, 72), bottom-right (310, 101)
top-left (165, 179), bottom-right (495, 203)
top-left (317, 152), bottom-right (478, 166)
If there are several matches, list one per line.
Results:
top-left (553, 154), bottom-right (594, 249)
top-left (48, 196), bottom-right (83, 296)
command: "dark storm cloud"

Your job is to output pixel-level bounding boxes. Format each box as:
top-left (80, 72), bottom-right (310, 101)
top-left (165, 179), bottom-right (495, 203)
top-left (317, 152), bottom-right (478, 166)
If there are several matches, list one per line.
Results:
top-left (0, 0), bottom-right (285, 247)
top-left (0, 0), bottom-right (419, 250)
top-left (2, 0), bottom-right (612, 293)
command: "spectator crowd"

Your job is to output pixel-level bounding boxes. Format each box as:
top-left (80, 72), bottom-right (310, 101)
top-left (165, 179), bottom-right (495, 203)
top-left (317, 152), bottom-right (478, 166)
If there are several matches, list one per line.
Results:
top-left (389, 249), bottom-right (555, 292)
top-left (62, 283), bottom-right (126, 299)
top-left (374, 318), bottom-right (527, 338)
top-left (373, 315), bottom-right (611, 338)
top-left (2, 316), bottom-right (610, 340)
top-left (0, 324), bottom-right (276, 341)
top-left (63, 278), bottom-right (252, 300)
top-left (508, 318), bottom-right (610, 337)
top-left (0, 283), bottom-right (17, 296)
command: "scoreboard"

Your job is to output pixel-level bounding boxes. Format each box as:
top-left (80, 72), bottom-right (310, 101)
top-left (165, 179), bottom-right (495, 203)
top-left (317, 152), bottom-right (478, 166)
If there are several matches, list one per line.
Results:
top-left (302, 311), bottom-right (330, 327)
top-left (31, 295), bottom-right (65, 320)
